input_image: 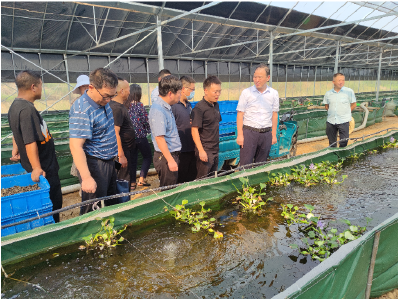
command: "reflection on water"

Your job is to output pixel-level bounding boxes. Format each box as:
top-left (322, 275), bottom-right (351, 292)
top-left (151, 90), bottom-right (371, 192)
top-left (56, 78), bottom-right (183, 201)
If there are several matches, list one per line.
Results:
top-left (1, 149), bottom-right (397, 299)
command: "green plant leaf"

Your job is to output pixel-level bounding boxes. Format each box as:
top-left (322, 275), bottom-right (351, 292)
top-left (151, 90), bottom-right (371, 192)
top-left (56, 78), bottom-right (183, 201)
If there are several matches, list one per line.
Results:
top-left (344, 231), bottom-right (356, 241)
top-left (308, 231), bottom-right (315, 238)
top-left (330, 228), bottom-right (338, 234)
top-left (209, 218), bottom-right (216, 222)
top-left (260, 183), bottom-right (266, 189)
top-left (289, 244), bottom-right (298, 249)
top-left (182, 200), bottom-right (188, 205)
top-left (341, 219), bottom-right (351, 226)
top-left (315, 240), bottom-right (324, 246)
top-left (304, 204), bottom-right (315, 212)
top-left (287, 204), bottom-right (293, 209)
top-left (349, 225), bottom-right (358, 232)
top-left (199, 201), bottom-right (205, 206)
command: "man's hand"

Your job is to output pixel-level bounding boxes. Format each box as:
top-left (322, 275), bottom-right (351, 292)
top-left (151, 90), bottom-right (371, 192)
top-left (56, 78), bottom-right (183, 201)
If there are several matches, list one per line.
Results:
top-left (31, 167), bottom-right (45, 182)
top-left (199, 150), bottom-right (208, 162)
top-left (167, 159), bottom-right (178, 172)
top-left (81, 176), bottom-right (97, 193)
top-left (272, 135), bottom-right (277, 145)
top-left (10, 150), bottom-right (20, 162)
top-left (236, 134), bottom-right (244, 148)
top-left (119, 155), bottom-right (128, 168)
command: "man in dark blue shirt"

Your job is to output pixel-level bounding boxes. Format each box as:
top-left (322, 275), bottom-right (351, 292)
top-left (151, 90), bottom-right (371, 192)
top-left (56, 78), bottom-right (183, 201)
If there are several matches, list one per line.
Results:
top-left (172, 76), bottom-right (197, 183)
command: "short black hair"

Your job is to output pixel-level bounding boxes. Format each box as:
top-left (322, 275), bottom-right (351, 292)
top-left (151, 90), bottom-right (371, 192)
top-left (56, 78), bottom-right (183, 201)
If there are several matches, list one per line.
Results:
top-left (255, 64), bottom-right (270, 77)
top-left (89, 68), bottom-right (118, 89)
top-left (333, 73), bottom-right (345, 79)
top-left (117, 76), bottom-right (125, 81)
top-left (180, 75), bottom-right (196, 87)
top-left (158, 69), bottom-right (171, 78)
top-left (15, 70), bottom-right (41, 91)
top-left (203, 75), bottom-right (221, 90)
top-left (159, 75), bottom-right (182, 97)
top-left (128, 84), bottom-right (142, 103)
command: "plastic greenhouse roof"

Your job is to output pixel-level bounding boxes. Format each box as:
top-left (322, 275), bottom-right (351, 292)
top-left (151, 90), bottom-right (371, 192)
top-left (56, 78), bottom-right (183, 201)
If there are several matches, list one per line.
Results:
top-left (0, 1), bottom-right (398, 69)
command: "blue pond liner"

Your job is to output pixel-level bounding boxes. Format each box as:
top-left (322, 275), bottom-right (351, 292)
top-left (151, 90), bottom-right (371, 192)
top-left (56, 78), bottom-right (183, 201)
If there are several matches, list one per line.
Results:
top-left (1, 163), bottom-right (26, 177)
top-left (1, 174), bottom-right (54, 236)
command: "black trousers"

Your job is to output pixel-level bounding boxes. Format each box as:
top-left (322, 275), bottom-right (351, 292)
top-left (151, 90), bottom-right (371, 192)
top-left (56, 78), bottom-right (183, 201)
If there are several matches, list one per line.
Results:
top-left (46, 170), bottom-right (62, 223)
top-left (178, 151), bottom-right (197, 183)
top-left (195, 148), bottom-right (219, 179)
top-left (153, 151), bottom-right (180, 187)
top-left (326, 121), bottom-right (349, 147)
top-left (239, 128), bottom-right (272, 167)
top-left (78, 156), bottom-right (118, 215)
top-left (116, 147), bottom-right (132, 184)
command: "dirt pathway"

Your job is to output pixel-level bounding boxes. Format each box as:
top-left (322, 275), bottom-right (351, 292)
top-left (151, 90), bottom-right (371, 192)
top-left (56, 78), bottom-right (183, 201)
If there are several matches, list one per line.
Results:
top-left (61, 116), bottom-right (398, 222)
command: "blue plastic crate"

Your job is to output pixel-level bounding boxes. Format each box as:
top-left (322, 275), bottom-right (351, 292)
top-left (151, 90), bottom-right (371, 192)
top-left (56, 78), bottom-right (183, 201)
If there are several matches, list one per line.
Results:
top-left (220, 112), bottom-right (237, 124)
top-left (1, 206), bottom-right (54, 237)
top-left (1, 174), bottom-right (52, 219)
top-left (219, 139), bottom-right (240, 153)
top-left (1, 163), bottom-right (26, 177)
top-left (218, 149), bottom-right (240, 170)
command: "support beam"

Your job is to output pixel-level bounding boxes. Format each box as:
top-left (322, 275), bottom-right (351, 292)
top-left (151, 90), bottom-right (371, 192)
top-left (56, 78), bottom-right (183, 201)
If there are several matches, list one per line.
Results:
top-left (269, 31), bottom-right (273, 87)
top-left (334, 41), bottom-right (340, 74)
top-left (146, 58), bottom-right (151, 106)
top-left (63, 54), bottom-right (73, 107)
top-left (156, 15), bottom-right (164, 71)
top-left (376, 49), bottom-right (383, 101)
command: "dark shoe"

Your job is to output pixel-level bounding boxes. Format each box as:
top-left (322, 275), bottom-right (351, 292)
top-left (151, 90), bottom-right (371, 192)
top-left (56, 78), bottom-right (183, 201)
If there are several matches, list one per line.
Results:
top-left (130, 183), bottom-right (137, 190)
top-left (138, 181), bottom-right (151, 187)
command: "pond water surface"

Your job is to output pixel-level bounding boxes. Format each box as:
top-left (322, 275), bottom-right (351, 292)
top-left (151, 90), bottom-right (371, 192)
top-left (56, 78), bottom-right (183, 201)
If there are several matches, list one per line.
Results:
top-left (1, 148), bottom-right (398, 299)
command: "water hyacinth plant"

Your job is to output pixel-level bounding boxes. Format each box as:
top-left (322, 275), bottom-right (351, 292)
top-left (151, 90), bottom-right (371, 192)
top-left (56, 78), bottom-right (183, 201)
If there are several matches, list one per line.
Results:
top-left (165, 200), bottom-right (223, 239)
top-left (80, 216), bottom-right (127, 251)
top-left (382, 137), bottom-right (398, 149)
top-left (283, 204), bottom-right (372, 262)
top-left (233, 177), bottom-right (273, 212)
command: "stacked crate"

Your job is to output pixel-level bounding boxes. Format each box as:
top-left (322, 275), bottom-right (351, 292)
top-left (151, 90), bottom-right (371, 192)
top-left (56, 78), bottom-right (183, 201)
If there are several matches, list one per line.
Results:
top-left (1, 166), bottom-right (54, 237)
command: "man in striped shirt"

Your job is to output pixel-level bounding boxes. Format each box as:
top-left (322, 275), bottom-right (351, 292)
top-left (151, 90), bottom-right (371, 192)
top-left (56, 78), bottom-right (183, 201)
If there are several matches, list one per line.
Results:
top-left (69, 68), bottom-right (119, 215)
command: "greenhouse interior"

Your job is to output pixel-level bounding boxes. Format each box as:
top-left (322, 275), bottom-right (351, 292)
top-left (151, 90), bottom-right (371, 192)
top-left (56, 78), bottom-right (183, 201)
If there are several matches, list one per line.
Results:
top-left (1, 1), bottom-right (398, 299)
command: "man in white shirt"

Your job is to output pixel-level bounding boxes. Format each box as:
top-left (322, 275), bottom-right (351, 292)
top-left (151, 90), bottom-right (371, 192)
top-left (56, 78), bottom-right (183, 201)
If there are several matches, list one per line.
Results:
top-left (236, 64), bottom-right (279, 167)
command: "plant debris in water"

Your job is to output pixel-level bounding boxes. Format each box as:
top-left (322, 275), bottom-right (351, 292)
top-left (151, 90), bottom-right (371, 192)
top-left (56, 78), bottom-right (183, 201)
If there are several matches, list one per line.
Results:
top-left (1, 184), bottom-right (40, 197)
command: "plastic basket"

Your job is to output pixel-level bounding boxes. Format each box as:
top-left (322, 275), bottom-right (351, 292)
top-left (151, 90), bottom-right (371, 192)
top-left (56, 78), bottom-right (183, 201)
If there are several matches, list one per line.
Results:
top-left (219, 139), bottom-right (240, 153)
top-left (1, 206), bottom-right (54, 237)
top-left (1, 174), bottom-right (52, 219)
top-left (1, 163), bottom-right (26, 177)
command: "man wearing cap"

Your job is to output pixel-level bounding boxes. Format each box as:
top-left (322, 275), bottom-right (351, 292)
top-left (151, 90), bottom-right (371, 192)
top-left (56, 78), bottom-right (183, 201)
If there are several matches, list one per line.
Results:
top-left (151, 69), bottom-right (171, 104)
top-left (149, 75), bottom-right (182, 187)
top-left (323, 73), bottom-right (357, 147)
top-left (72, 75), bottom-right (90, 97)
top-left (69, 68), bottom-right (120, 215)
top-left (236, 64), bottom-right (279, 167)
top-left (172, 76), bottom-right (197, 183)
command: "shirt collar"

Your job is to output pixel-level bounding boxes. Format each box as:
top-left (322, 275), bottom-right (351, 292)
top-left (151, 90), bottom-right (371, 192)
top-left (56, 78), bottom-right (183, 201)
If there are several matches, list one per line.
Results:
top-left (157, 96), bottom-right (172, 110)
top-left (202, 97), bottom-right (215, 107)
top-left (83, 92), bottom-right (100, 109)
top-left (332, 87), bottom-right (344, 94)
top-left (252, 85), bottom-right (270, 94)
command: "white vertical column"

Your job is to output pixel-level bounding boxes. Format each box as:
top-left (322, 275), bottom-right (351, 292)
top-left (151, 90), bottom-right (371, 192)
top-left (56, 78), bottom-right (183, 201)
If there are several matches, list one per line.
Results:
top-left (156, 16), bottom-right (164, 71)
top-left (376, 48), bottom-right (383, 102)
top-left (269, 31), bottom-right (273, 87)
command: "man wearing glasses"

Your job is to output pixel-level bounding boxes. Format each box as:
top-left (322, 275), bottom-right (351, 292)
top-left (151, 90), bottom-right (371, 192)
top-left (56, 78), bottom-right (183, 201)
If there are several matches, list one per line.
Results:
top-left (172, 76), bottom-right (197, 183)
top-left (69, 68), bottom-right (120, 214)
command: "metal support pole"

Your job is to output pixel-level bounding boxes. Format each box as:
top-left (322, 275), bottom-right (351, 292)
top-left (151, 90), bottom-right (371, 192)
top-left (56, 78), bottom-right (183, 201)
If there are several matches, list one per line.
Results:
top-left (358, 68), bottom-right (361, 93)
top-left (63, 54), bottom-right (73, 107)
top-left (334, 41), bottom-right (340, 74)
top-left (239, 62), bottom-right (241, 94)
top-left (365, 231), bottom-right (381, 299)
top-left (314, 66), bottom-right (317, 96)
top-left (146, 58), bottom-right (150, 106)
top-left (250, 62), bottom-right (252, 87)
top-left (376, 49), bottom-right (383, 102)
top-left (285, 65), bottom-right (288, 98)
top-left (205, 61), bottom-right (208, 79)
top-left (228, 61), bottom-right (230, 100)
top-left (293, 65), bottom-right (295, 97)
top-left (300, 66), bottom-right (303, 96)
top-left (269, 31), bottom-right (273, 87)
top-left (156, 16), bottom-right (164, 71)
top-left (390, 70), bottom-right (393, 91)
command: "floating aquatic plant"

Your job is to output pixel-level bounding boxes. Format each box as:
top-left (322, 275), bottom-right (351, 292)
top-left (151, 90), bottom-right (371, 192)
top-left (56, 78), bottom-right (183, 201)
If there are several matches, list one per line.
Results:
top-left (232, 177), bottom-right (273, 212)
top-left (283, 204), bottom-right (372, 262)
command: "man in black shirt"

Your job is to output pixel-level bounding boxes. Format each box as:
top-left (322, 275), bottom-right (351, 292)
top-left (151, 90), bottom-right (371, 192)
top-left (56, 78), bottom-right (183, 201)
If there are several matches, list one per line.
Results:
top-left (109, 78), bottom-right (136, 189)
top-left (8, 70), bottom-right (62, 222)
top-left (191, 76), bottom-right (222, 179)
top-left (172, 76), bottom-right (197, 183)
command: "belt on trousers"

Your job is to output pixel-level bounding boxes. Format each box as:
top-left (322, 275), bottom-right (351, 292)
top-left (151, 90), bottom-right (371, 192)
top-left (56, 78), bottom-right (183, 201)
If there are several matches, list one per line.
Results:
top-left (155, 151), bottom-right (181, 156)
top-left (243, 125), bottom-right (272, 133)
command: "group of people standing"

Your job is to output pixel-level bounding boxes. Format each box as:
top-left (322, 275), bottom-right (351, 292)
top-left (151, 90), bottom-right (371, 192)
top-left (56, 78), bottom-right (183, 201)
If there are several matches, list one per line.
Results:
top-left (7, 63), bottom-right (355, 223)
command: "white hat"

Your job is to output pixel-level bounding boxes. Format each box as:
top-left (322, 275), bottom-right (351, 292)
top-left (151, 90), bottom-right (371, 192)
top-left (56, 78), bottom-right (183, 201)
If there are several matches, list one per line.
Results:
top-left (72, 75), bottom-right (90, 94)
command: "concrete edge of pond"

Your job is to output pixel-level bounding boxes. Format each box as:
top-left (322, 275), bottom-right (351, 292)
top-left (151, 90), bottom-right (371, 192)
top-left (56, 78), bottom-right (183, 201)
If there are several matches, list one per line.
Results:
top-left (272, 213), bottom-right (399, 299)
top-left (1, 130), bottom-right (398, 266)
